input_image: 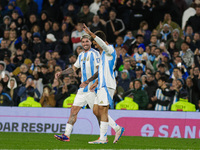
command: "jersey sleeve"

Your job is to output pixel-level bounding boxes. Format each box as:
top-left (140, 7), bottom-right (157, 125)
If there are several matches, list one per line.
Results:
top-left (74, 53), bottom-right (81, 68)
top-left (93, 51), bottom-right (100, 67)
top-left (94, 36), bottom-right (114, 55)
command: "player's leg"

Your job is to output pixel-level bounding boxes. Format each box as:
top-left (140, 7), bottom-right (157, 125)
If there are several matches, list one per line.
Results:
top-left (93, 104), bottom-right (100, 125)
top-left (54, 92), bottom-right (86, 141)
top-left (65, 105), bottom-right (82, 135)
top-left (54, 105), bottom-right (82, 141)
top-left (88, 88), bottom-right (109, 144)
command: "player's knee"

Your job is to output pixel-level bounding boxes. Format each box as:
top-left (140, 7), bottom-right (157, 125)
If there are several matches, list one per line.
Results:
top-left (93, 109), bottom-right (99, 117)
top-left (70, 106), bottom-right (81, 116)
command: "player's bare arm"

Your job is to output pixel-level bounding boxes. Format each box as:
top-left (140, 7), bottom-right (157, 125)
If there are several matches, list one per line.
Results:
top-left (79, 71), bottom-right (98, 88)
top-left (89, 80), bottom-right (98, 92)
top-left (55, 66), bottom-right (77, 79)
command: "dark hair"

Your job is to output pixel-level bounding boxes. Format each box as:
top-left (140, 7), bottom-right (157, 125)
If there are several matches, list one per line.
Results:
top-left (158, 76), bottom-right (167, 82)
top-left (94, 30), bottom-right (106, 41)
top-left (27, 91), bottom-right (34, 97)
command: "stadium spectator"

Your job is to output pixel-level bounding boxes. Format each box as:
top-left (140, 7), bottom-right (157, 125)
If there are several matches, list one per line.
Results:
top-left (0, 70), bottom-right (10, 88)
top-left (0, 82), bottom-right (13, 106)
top-left (144, 73), bottom-right (158, 110)
top-left (157, 24), bottom-right (172, 42)
top-left (166, 28), bottom-right (184, 50)
top-left (62, 16), bottom-right (75, 33)
top-left (41, 21), bottom-right (52, 41)
top-left (106, 10), bottom-right (125, 44)
top-left (71, 21), bottom-right (85, 51)
top-left (179, 41), bottom-right (194, 68)
top-left (63, 93), bottom-right (76, 108)
top-left (137, 21), bottom-right (151, 45)
top-left (40, 84), bottom-right (56, 107)
top-left (38, 11), bottom-right (49, 31)
top-left (116, 93), bottom-right (139, 110)
top-left (97, 4), bottom-right (109, 23)
top-left (42, 0), bottom-right (63, 23)
top-left (18, 91), bottom-right (42, 107)
top-left (0, 15), bottom-right (11, 37)
top-left (184, 25), bottom-right (194, 40)
top-left (151, 76), bottom-right (170, 111)
top-left (55, 75), bottom-right (77, 107)
top-left (123, 30), bottom-right (134, 43)
top-left (5, 77), bottom-right (18, 106)
top-left (17, 76), bottom-right (40, 102)
top-left (128, 0), bottom-right (146, 31)
top-left (89, 0), bottom-right (101, 15)
top-left (50, 22), bottom-right (62, 40)
top-left (156, 13), bottom-right (183, 37)
top-left (12, 61), bottom-right (33, 77)
top-left (90, 15), bottom-right (105, 33)
top-left (192, 32), bottom-right (200, 48)
top-left (113, 36), bottom-right (124, 48)
top-left (26, 13), bottom-right (38, 31)
top-left (126, 34), bottom-right (144, 55)
top-left (51, 51), bottom-right (65, 70)
top-left (118, 69), bottom-right (131, 92)
top-left (171, 90), bottom-right (196, 111)
top-left (157, 63), bottom-right (170, 78)
top-left (0, 39), bottom-right (11, 60)
top-left (44, 33), bottom-right (57, 52)
top-left (128, 79), bottom-right (149, 110)
top-left (77, 4), bottom-right (94, 27)
top-left (185, 35), bottom-right (196, 52)
top-left (55, 34), bottom-right (72, 63)
top-left (31, 32), bottom-right (44, 59)
top-left (186, 5), bottom-right (200, 33)
top-left (186, 76), bottom-right (200, 109)
top-left (36, 64), bottom-right (54, 85)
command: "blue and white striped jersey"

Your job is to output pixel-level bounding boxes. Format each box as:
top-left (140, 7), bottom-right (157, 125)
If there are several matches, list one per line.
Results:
top-left (94, 36), bottom-right (117, 90)
top-left (74, 48), bottom-right (100, 92)
top-left (155, 88), bottom-right (170, 111)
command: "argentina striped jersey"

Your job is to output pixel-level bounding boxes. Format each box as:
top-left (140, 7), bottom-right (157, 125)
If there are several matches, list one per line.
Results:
top-left (74, 48), bottom-right (100, 92)
top-left (94, 36), bottom-right (117, 90)
top-left (155, 88), bottom-right (170, 111)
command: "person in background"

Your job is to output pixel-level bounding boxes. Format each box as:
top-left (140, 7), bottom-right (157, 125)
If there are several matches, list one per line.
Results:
top-left (171, 90), bottom-right (196, 111)
top-left (116, 93), bottom-right (139, 110)
top-left (40, 84), bottom-right (56, 107)
top-left (0, 82), bottom-right (13, 106)
top-left (151, 76), bottom-right (171, 111)
top-left (127, 79), bottom-right (149, 110)
top-left (18, 91), bottom-right (42, 107)
top-left (5, 77), bottom-right (19, 106)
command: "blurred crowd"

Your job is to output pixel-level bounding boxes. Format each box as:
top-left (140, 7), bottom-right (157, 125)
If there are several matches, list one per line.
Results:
top-left (0, 0), bottom-right (200, 111)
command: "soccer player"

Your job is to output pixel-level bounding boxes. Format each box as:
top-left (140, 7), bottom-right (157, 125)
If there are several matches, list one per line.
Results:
top-left (54, 34), bottom-right (122, 142)
top-left (81, 24), bottom-right (125, 144)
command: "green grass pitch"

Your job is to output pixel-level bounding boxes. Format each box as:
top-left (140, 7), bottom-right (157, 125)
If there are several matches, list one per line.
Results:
top-left (0, 132), bottom-right (200, 149)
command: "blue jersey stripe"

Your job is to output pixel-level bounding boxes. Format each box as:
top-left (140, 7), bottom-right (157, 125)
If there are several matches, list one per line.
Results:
top-left (102, 51), bottom-right (107, 87)
top-left (83, 52), bottom-right (88, 92)
top-left (90, 52), bottom-right (95, 84)
top-left (105, 87), bottom-right (114, 109)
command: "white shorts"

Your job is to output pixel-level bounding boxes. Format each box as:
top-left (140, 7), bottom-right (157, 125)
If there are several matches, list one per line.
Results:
top-left (95, 87), bottom-right (115, 106)
top-left (73, 90), bottom-right (96, 109)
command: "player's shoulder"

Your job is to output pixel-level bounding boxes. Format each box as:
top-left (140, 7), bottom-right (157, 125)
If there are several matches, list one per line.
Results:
top-left (90, 48), bottom-right (100, 56)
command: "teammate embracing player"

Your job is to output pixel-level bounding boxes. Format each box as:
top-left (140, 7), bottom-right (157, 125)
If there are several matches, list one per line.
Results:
top-left (81, 24), bottom-right (124, 144)
top-left (54, 30), bottom-right (124, 144)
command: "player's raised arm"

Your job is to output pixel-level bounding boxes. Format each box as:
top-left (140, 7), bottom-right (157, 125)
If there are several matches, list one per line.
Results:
top-left (83, 24), bottom-right (112, 54)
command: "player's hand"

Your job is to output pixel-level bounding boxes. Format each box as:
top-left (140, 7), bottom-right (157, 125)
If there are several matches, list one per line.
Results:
top-left (90, 82), bottom-right (97, 92)
top-left (55, 71), bottom-right (62, 79)
top-left (83, 23), bottom-right (91, 35)
top-left (80, 81), bottom-right (89, 88)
